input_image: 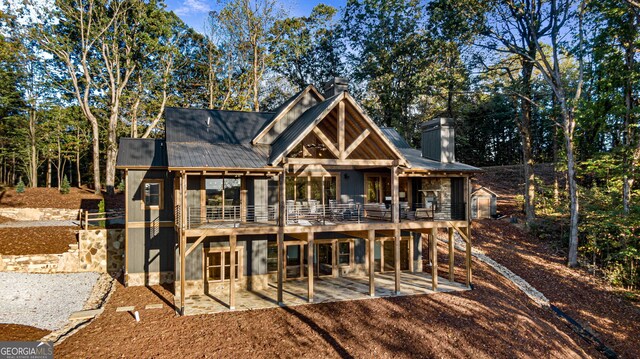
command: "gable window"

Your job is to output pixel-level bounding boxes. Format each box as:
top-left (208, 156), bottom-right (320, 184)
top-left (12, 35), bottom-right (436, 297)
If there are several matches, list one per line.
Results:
top-left (141, 180), bottom-right (163, 209)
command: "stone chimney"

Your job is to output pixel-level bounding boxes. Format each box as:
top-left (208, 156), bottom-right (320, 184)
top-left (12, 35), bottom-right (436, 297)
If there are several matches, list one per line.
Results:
top-left (421, 118), bottom-right (455, 163)
top-left (322, 77), bottom-right (349, 98)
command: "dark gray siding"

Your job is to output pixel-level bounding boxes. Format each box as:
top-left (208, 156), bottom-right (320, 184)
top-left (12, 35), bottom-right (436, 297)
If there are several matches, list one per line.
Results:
top-left (177, 235), bottom-right (274, 281)
top-left (127, 170), bottom-right (174, 222)
top-left (127, 227), bottom-right (175, 274)
top-left (339, 170), bottom-right (365, 204)
top-left (422, 128), bottom-right (442, 162)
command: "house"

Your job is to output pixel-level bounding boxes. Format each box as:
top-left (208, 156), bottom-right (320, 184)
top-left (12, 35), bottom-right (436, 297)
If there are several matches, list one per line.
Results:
top-left (471, 187), bottom-right (498, 219)
top-left (115, 78), bottom-right (481, 315)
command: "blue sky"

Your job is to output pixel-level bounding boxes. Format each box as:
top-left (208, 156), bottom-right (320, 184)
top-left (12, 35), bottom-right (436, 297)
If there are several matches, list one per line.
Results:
top-left (165, 0), bottom-right (346, 34)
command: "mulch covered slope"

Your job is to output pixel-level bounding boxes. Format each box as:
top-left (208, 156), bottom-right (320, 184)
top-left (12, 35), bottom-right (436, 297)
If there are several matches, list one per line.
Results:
top-left (0, 324), bottom-right (50, 341)
top-left (0, 187), bottom-right (124, 210)
top-left (55, 255), bottom-right (597, 358)
top-left (0, 227), bottom-right (77, 255)
top-left (473, 219), bottom-right (640, 358)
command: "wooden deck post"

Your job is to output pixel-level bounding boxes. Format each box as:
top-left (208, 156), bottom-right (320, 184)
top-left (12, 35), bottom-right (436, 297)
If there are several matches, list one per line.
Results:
top-left (466, 226), bottom-right (472, 288)
top-left (408, 232), bottom-right (414, 273)
top-left (368, 230), bottom-right (375, 297)
top-left (431, 227), bottom-right (438, 291)
top-left (394, 228), bottom-right (401, 295)
top-left (277, 168), bottom-right (285, 305)
top-left (240, 190), bottom-right (247, 223)
top-left (180, 171), bottom-right (186, 315)
top-left (229, 234), bottom-right (236, 310)
top-left (448, 227), bottom-right (455, 282)
top-left (307, 231), bottom-right (314, 303)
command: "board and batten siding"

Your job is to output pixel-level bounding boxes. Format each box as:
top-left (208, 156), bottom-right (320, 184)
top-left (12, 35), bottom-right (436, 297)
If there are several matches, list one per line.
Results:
top-left (126, 169), bottom-right (176, 276)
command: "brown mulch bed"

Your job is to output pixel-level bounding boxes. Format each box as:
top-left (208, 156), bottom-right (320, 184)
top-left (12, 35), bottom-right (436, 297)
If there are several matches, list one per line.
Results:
top-left (0, 187), bottom-right (124, 210)
top-left (473, 219), bottom-right (640, 359)
top-left (55, 255), bottom-right (597, 358)
top-left (0, 227), bottom-right (77, 255)
top-left (0, 324), bottom-right (50, 341)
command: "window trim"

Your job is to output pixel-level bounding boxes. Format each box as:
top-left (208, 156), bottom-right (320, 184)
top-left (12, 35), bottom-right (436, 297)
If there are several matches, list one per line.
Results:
top-left (337, 239), bottom-right (354, 268)
top-left (140, 179), bottom-right (164, 210)
top-left (203, 246), bottom-right (244, 283)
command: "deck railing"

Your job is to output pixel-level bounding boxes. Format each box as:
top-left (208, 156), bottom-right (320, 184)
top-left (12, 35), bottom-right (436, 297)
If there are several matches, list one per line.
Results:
top-left (187, 205), bottom-right (278, 229)
top-left (80, 209), bottom-right (125, 230)
top-left (286, 203), bottom-right (364, 225)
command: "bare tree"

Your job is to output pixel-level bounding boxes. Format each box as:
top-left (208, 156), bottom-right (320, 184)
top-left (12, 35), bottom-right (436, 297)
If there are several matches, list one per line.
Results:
top-left (35, 0), bottom-right (125, 194)
top-left (485, 0), bottom-right (585, 266)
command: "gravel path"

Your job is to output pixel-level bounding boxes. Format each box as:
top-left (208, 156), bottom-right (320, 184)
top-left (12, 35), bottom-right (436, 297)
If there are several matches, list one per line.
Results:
top-left (0, 220), bottom-right (79, 228)
top-left (0, 272), bottom-right (99, 330)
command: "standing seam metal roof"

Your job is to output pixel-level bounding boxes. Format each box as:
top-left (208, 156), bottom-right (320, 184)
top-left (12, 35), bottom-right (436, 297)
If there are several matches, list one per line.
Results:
top-left (268, 94), bottom-right (342, 164)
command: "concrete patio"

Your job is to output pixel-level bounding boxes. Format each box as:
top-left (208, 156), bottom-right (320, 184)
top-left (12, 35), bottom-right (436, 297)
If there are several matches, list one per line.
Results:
top-left (178, 272), bottom-right (469, 316)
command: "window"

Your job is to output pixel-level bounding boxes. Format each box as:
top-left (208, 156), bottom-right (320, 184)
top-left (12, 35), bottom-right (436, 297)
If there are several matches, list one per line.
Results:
top-left (205, 248), bottom-right (241, 282)
top-left (286, 175), bottom-right (337, 203)
top-left (338, 241), bottom-right (352, 266)
top-left (267, 241), bottom-right (278, 273)
top-left (141, 180), bottom-right (163, 209)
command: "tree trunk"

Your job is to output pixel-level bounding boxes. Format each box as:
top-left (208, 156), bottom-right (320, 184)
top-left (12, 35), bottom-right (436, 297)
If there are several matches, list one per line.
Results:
top-left (29, 109), bottom-right (37, 188)
top-left (253, 42), bottom-right (260, 112)
top-left (76, 128), bottom-right (81, 188)
top-left (565, 115), bottom-right (580, 267)
top-left (622, 29), bottom-right (635, 214)
top-left (46, 158), bottom-right (51, 188)
top-left (520, 59), bottom-right (536, 223)
top-left (105, 112), bottom-right (118, 196)
top-left (57, 137), bottom-right (62, 190)
top-left (90, 118), bottom-right (101, 194)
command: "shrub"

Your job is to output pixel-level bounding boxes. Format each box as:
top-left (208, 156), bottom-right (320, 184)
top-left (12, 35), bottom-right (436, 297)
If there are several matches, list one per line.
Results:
top-left (117, 180), bottom-right (125, 192)
top-left (60, 175), bottom-right (70, 194)
top-left (16, 178), bottom-right (25, 193)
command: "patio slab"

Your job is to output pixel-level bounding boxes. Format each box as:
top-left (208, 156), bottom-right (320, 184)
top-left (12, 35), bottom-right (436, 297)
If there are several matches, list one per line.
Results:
top-left (178, 272), bottom-right (469, 316)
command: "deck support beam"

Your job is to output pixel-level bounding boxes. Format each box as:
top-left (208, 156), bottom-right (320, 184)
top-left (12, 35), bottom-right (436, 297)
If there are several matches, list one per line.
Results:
top-left (368, 230), bottom-right (375, 297)
top-left (394, 228), bottom-right (401, 295)
top-left (277, 168), bottom-right (286, 305)
top-left (229, 234), bottom-right (236, 310)
top-left (448, 227), bottom-right (455, 282)
top-left (308, 232), bottom-right (314, 302)
top-left (431, 227), bottom-right (438, 291)
top-left (179, 171), bottom-right (186, 316)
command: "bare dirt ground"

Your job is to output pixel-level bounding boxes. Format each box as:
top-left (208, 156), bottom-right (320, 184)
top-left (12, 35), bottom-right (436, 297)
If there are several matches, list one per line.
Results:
top-left (0, 186), bottom-right (124, 210)
top-left (473, 219), bottom-right (640, 358)
top-left (54, 253), bottom-right (598, 358)
top-left (0, 226), bottom-right (77, 255)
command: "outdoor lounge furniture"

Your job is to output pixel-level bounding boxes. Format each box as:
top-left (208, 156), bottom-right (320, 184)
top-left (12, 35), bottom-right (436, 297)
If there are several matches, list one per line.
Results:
top-left (364, 203), bottom-right (391, 220)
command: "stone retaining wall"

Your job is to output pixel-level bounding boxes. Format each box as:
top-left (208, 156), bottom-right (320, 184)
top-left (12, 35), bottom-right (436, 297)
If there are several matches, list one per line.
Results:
top-left (0, 229), bottom-right (124, 275)
top-left (0, 208), bottom-right (80, 221)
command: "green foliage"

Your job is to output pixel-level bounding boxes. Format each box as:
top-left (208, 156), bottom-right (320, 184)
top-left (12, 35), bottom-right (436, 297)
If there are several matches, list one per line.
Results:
top-left (117, 180), bottom-right (125, 193)
top-left (98, 199), bottom-right (106, 227)
top-left (60, 175), bottom-right (70, 194)
top-left (16, 178), bottom-right (25, 193)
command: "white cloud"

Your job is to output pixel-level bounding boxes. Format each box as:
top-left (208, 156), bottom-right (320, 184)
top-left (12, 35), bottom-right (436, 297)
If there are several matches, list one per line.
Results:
top-left (174, 0), bottom-right (211, 16)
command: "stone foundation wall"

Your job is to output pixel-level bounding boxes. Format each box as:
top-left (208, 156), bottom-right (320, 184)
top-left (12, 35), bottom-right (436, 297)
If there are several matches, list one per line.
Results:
top-left (0, 208), bottom-right (80, 221)
top-left (0, 229), bottom-right (124, 275)
top-left (127, 272), bottom-right (175, 287)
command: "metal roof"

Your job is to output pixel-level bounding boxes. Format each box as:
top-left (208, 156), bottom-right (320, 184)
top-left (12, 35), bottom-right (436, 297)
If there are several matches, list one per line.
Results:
top-left (269, 93), bottom-right (343, 165)
top-left (166, 142), bottom-right (268, 169)
top-left (399, 147), bottom-right (480, 172)
top-left (380, 127), bottom-right (480, 172)
top-left (116, 138), bottom-right (167, 168)
top-left (380, 127), bottom-right (412, 149)
top-left (164, 107), bottom-right (274, 144)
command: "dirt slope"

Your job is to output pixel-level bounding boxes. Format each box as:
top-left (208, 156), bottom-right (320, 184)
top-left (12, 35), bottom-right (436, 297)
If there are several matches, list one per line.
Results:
top-left (55, 254), bottom-right (597, 358)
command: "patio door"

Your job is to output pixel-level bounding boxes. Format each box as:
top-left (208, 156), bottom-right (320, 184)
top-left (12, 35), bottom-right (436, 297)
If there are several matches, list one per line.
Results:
top-left (284, 243), bottom-right (308, 279)
top-left (316, 243), bottom-right (333, 277)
